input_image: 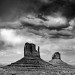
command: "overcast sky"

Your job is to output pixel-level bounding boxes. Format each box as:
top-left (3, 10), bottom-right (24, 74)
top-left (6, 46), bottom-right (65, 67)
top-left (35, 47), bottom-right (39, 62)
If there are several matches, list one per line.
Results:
top-left (0, 0), bottom-right (75, 65)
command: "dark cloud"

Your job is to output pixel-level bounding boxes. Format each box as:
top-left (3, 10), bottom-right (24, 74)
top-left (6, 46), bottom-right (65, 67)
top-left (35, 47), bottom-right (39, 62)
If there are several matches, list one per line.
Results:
top-left (38, 0), bottom-right (66, 15)
top-left (19, 27), bottom-right (73, 39)
top-left (0, 41), bottom-right (13, 50)
top-left (0, 0), bottom-right (43, 21)
top-left (0, 0), bottom-right (75, 39)
top-left (19, 15), bottom-right (69, 30)
top-left (21, 21), bottom-right (69, 30)
top-left (39, 0), bottom-right (75, 19)
top-left (0, 41), bottom-right (5, 50)
top-left (0, 0), bottom-right (75, 21)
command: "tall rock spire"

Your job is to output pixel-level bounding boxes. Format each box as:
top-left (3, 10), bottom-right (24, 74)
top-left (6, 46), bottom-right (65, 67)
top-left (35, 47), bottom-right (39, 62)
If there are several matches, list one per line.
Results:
top-left (38, 46), bottom-right (40, 57)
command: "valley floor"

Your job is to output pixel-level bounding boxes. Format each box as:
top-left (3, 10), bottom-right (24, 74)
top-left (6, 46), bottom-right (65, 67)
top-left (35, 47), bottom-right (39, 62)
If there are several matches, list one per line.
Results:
top-left (0, 68), bottom-right (75, 75)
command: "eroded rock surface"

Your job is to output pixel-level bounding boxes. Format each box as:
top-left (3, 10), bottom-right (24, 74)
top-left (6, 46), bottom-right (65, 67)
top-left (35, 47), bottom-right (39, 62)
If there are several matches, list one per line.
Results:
top-left (52, 52), bottom-right (61, 59)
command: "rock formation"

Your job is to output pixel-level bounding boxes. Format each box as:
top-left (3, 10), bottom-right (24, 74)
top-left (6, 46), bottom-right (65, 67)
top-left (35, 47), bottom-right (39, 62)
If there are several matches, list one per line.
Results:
top-left (24, 42), bottom-right (40, 57)
top-left (4, 42), bottom-right (49, 71)
top-left (52, 52), bottom-right (61, 60)
top-left (49, 52), bottom-right (73, 69)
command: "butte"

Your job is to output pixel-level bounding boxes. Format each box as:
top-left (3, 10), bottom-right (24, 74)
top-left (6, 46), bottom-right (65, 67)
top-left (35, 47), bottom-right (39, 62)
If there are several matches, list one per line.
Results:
top-left (3, 42), bottom-right (50, 71)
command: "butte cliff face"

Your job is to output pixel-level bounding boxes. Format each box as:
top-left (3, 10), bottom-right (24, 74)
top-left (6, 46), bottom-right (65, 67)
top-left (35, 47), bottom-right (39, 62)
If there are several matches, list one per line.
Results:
top-left (24, 42), bottom-right (40, 57)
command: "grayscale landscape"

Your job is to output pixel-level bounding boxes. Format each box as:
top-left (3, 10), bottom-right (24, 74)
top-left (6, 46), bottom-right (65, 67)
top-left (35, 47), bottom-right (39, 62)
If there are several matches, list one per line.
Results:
top-left (0, 0), bottom-right (75, 75)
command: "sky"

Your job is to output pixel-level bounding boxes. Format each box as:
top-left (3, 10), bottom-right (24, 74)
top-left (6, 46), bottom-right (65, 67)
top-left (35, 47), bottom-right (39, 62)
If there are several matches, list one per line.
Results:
top-left (0, 0), bottom-right (75, 65)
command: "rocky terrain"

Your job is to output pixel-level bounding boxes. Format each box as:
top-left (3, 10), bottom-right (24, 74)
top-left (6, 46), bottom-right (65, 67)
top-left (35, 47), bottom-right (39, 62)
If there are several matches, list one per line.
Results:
top-left (0, 42), bottom-right (75, 75)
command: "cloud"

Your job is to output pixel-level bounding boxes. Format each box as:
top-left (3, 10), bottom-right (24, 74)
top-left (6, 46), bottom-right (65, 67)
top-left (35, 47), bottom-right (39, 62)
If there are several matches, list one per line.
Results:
top-left (0, 29), bottom-right (24, 45)
top-left (0, 29), bottom-right (25, 51)
top-left (0, 28), bottom-right (75, 64)
top-left (41, 0), bottom-right (50, 3)
top-left (44, 15), bottom-right (67, 26)
top-left (0, 21), bottom-right (21, 29)
top-left (0, 40), bottom-right (15, 51)
top-left (69, 18), bottom-right (75, 29)
top-left (24, 28), bottom-right (73, 39)
top-left (0, 12), bottom-right (68, 29)
top-left (20, 14), bottom-right (68, 28)
top-left (0, 28), bottom-right (43, 51)
top-left (0, 0), bottom-right (43, 21)
top-left (0, 0), bottom-right (75, 30)
top-left (0, 13), bottom-right (72, 39)
top-left (0, 41), bottom-right (5, 50)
